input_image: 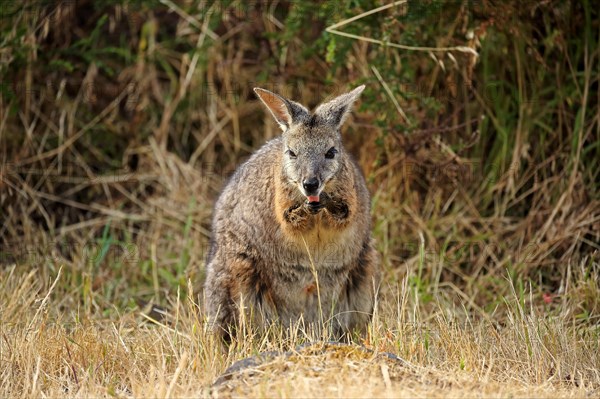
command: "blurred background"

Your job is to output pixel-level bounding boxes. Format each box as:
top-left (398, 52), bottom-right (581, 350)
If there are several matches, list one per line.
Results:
top-left (0, 0), bottom-right (598, 322)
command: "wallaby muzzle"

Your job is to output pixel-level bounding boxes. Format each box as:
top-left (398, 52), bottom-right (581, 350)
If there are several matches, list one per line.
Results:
top-left (302, 177), bottom-right (320, 196)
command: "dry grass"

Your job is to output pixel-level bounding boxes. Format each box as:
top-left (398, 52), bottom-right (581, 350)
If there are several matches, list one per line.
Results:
top-left (2, 259), bottom-right (599, 398)
top-left (1, 1), bottom-right (599, 398)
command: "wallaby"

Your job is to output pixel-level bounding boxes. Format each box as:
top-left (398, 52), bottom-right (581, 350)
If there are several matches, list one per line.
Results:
top-left (204, 85), bottom-right (380, 340)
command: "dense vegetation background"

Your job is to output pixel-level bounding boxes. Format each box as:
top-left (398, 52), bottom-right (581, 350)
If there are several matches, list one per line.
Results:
top-left (0, 0), bottom-right (599, 396)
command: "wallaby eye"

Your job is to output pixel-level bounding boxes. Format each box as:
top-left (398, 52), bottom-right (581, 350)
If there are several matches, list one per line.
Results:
top-left (325, 147), bottom-right (337, 159)
top-left (286, 149), bottom-right (297, 159)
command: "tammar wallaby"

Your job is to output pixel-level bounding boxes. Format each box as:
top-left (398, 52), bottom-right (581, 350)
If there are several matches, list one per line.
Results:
top-left (204, 85), bottom-right (380, 339)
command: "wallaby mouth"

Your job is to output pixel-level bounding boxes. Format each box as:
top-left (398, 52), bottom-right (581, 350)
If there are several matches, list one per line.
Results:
top-left (307, 195), bottom-right (320, 203)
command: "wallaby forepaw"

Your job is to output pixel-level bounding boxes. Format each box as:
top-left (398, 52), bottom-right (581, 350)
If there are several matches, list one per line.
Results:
top-left (283, 203), bottom-right (309, 226)
top-left (326, 200), bottom-right (350, 220)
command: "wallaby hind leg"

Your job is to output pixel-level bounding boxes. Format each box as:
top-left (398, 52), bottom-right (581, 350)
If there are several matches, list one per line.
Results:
top-left (205, 250), bottom-right (277, 340)
top-left (343, 239), bottom-right (381, 333)
top-left (204, 257), bottom-right (237, 341)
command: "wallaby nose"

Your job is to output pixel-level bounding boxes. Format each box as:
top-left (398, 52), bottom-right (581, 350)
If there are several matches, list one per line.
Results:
top-left (302, 177), bottom-right (320, 194)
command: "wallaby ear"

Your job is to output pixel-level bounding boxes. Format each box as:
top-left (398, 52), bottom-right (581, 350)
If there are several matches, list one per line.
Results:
top-left (314, 85), bottom-right (365, 128)
top-left (254, 88), bottom-right (308, 131)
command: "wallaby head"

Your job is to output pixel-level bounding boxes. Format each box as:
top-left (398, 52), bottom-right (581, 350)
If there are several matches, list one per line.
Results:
top-left (253, 85), bottom-right (365, 202)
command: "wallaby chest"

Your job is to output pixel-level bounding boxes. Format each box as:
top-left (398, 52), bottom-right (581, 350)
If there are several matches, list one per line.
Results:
top-left (275, 214), bottom-right (361, 270)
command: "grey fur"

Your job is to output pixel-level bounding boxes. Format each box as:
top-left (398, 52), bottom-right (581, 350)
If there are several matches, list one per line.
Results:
top-left (204, 85), bottom-right (380, 339)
